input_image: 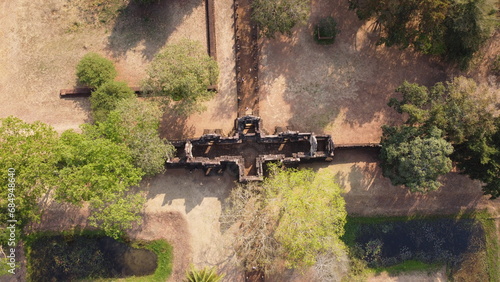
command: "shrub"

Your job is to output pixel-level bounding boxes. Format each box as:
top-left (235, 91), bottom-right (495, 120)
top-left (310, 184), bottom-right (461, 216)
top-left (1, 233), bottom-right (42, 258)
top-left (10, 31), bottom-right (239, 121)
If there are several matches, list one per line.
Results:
top-left (492, 55), bottom-right (500, 76)
top-left (251, 0), bottom-right (310, 38)
top-left (76, 52), bottom-right (117, 88)
top-left (89, 81), bottom-right (135, 122)
top-left (142, 39), bottom-right (219, 115)
top-left (185, 266), bottom-right (224, 282)
top-left (314, 16), bottom-right (338, 45)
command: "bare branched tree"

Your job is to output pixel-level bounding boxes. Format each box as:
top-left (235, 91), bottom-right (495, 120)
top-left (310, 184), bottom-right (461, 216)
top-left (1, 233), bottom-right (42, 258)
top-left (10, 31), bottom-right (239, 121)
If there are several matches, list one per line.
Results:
top-left (220, 183), bottom-right (280, 273)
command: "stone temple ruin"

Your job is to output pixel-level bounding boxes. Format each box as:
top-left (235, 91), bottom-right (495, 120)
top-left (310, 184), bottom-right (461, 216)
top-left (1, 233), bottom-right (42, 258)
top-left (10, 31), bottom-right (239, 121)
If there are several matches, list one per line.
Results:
top-left (167, 115), bottom-right (335, 182)
top-left (59, 0), bottom-right (341, 183)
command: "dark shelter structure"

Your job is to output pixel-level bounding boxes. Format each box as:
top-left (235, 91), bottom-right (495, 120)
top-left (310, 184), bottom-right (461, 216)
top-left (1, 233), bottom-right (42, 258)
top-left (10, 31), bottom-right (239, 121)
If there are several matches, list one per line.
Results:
top-left (167, 116), bottom-right (335, 182)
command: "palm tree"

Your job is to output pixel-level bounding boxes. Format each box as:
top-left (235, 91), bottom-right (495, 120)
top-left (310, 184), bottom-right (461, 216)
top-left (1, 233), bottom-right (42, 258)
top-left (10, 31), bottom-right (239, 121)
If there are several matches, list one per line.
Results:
top-left (185, 266), bottom-right (224, 282)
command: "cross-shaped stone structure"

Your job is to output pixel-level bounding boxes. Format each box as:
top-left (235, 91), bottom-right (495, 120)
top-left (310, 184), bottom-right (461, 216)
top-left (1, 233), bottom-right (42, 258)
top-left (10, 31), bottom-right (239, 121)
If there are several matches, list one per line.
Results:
top-left (167, 116), bottom-right (334, 182)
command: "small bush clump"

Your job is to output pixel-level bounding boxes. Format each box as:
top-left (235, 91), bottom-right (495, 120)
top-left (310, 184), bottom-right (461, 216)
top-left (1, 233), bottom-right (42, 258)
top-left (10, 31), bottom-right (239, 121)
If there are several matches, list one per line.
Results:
top-left (185, 266), bottom-right (224, 282)
top-left (76, 52), bottom-right (117, 88)
top-left (492, 55), bottom-right (500, 76)
top-left (89, 81), bottom-right (135, 122)
top-left (314, 16), bottom-right (338, 45)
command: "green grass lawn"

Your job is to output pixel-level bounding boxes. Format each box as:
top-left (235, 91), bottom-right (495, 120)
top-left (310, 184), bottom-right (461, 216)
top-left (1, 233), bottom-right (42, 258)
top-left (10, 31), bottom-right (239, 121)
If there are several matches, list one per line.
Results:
top-left (120, 240), bottom-right (173, 282)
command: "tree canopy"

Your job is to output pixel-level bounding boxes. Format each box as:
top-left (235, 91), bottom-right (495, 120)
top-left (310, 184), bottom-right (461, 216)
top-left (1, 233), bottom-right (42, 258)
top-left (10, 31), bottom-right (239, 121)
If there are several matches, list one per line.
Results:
top-left (0, 116), bottom-right (152, 239)
top-left (251, 0), bottom-right (310, 38)
top-left (57, 130), bottom-right (145, 238)
top-left (0, 117), bottom-right (60, 240)
top-left (389, 77), bottom-right (498, 144)
top-left (453, 118), bottom-right (500, 198)
top-left (89, 80), bottom-right (136, 122)
top-left (84, 99), bottom-right (175, 176)
top-left (380, 126), bottom-right (453, 192)
top-left (348, 0), bottom-right (497, 67)
top-left (76, 52), bottom-right (117, 87)
top-left (266, 165), bottom-right (347, 268)
top-left (222, 164), bottom-right (347, 272)
top-left (384, 77), bottom-right (500, 197)
top-left (142, 39), bottom-right (219, 115)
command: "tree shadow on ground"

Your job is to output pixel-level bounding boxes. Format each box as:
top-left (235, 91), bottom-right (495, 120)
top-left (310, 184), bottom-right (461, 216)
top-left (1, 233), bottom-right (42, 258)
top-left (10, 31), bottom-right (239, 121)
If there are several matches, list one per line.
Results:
top-left (159, 107), bottom-right (196, 140)
top-left (106, 0), bottom-right (203, 60)
top-left (340, 162), bottom-right (485, 217)
top-left (142, 168), bottom-right (234, 214)
top-left (299, 148), bottom-right (486, 217)
top-left (140, 171), bottom-right (242, 281)
top-left (59, 97), bottom-right (93, 125)
top-left (62, 97), bottom-right (94, 123)
top-left (209, 85), bottom-right (238, 121)
top-left (29, 201), bottom-right (91, 232)
top-left (259, 0), bottom-right (447, 135)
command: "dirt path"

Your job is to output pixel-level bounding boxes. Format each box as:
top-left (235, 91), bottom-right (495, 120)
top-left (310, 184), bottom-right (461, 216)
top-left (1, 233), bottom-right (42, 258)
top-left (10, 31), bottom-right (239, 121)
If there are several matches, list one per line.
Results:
top-left (235, 0), bottom-right (260, 117)
top-left (160, 1), bottom-right (238, 140)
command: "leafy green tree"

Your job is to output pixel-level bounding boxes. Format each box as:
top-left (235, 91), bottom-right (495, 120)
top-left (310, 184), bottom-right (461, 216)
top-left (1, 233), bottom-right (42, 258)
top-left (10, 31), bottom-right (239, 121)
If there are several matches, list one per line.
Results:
top-left (443, 0), bottom-right (494, 67)
top-left (222, 165), bottom-right (347, 272)
top-left (390, 77), bottom-right (497, 144)
top-left (348, 0), bottom-right (496, 67)
top-left (265, 165), bottom-right (347, 268)
top-left (76, 52), bottom-right (117, 88)
top-left (0, 117), bottom-right (148, 239)
top-left (380, 126), bottom-right (453, 192)
top-left (386, 77), bottom-right (500, 197)
top-left (429, 77), bottom-right (497, 144)
top-left (88, 193), bottom-right (146, 239)
top-left (84, 99), bottom-right (175, 176)
top-left (185, 266), bottom-right (224, 282)
top-left (57, 130), bottom-right (144, 238)
top-left (142, 39), bottom-right (219, 115)
top-left (89, 81), bottom-right (135, 122)
top-left (453, 118), bottom-right (500, 198)
top-left (0, 117), bottom-right (60, 240)
top-left (388, 81), bottom-right (431, 125)
top-left (252, 0), bottom-right (310, 38)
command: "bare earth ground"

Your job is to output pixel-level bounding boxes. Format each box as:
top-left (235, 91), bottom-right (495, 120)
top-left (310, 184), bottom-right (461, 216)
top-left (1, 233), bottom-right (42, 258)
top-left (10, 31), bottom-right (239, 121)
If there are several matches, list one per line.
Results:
top-left (0, 0), bottom-right (236, 136)
top-left (259, 0), bottom-right (448, 143)
top-left (1, 0), bottom-right (499, 281)
top-left (159, 0), bottom-right (237, 140)
top-left (137, 170), bottom-right (243, 281)
top-left (308, 148), bottom-right (493, 217)
top-left (258, 0), bottom-right (499, 143)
